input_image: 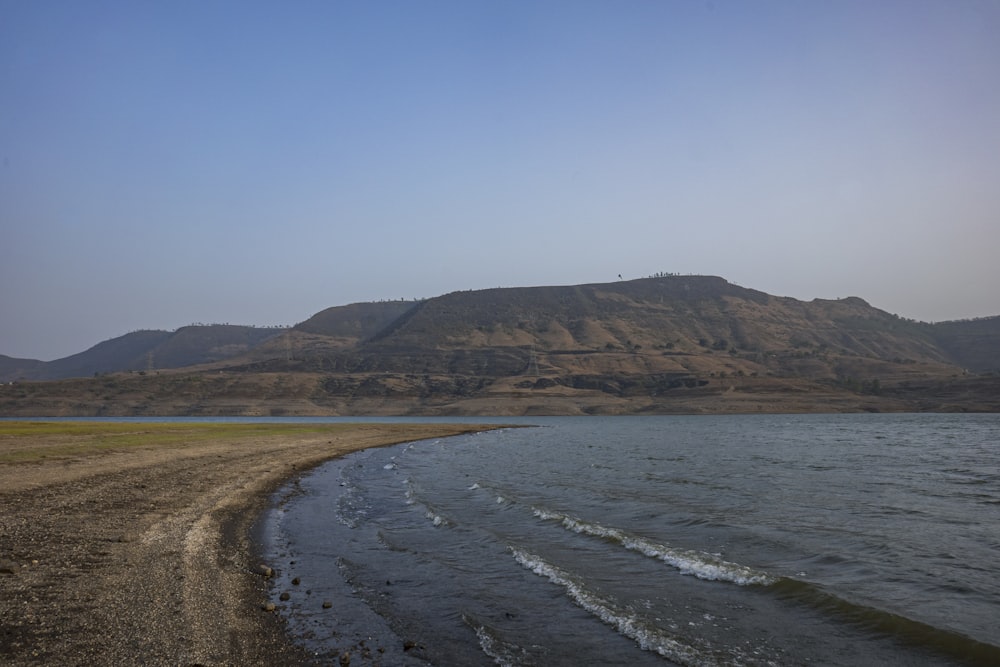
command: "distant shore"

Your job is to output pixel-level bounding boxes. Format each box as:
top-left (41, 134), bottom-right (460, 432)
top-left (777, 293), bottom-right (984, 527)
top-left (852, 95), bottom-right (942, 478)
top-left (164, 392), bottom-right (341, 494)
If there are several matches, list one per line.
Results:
top-left (5, 370), bottom-right (1000, 418)
top-left (0, 421), bottom-right (498, 666)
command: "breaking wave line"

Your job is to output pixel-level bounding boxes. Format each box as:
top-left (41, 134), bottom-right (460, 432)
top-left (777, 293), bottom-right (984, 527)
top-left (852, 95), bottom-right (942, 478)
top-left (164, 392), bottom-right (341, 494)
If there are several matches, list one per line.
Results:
top-left (510, 547), bottom-right (718, 666)
top-left (533, 508), bottom-right (774, 586)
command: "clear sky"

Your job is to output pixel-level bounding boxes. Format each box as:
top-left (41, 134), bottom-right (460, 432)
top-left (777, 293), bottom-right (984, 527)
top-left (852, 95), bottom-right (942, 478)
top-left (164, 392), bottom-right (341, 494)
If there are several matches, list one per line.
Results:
top-left (2, 0), bottom-right (999, 361)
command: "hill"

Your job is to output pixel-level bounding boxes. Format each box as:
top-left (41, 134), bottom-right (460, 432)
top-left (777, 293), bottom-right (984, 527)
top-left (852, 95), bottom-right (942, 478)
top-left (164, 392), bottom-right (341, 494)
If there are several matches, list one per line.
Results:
top-left (0, 355), bottom-right (44, 382)
top-left (2, 276), bottom-right (998, 416)
top-left (354, 277), bottom-right (952, 376)
top-left (925, 316), bottom-right (1000, 373)
top-left (1, 326), bottom-right (281, 382)
top-left (296, 300), bottom-right (418, 340)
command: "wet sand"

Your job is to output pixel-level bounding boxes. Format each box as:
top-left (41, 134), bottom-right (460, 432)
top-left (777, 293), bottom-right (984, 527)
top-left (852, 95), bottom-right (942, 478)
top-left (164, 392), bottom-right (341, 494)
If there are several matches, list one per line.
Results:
top-left (0, 422), bottom-right (498, 665)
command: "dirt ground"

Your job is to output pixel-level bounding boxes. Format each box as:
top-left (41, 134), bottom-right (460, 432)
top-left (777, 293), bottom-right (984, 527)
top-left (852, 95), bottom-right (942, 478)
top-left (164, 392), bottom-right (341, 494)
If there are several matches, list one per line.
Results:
top-left (0, 422), bottom-right (495, 666)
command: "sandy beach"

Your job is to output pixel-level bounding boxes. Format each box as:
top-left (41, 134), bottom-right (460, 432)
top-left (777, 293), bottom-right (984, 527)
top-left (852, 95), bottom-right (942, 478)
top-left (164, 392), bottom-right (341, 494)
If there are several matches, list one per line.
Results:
top-left (0, 421), bottom-right (497, 666)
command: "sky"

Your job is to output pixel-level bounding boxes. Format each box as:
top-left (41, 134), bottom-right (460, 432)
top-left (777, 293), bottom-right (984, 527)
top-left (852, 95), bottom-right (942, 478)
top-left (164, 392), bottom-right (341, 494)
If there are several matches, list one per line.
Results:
top-left (2, 1), bottom-right (999, 361)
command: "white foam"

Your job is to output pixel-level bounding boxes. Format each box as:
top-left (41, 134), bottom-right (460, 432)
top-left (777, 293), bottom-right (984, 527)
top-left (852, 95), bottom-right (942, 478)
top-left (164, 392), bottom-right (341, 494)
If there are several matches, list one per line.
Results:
top-left (425, 510), bottom-right (447, 527)
top-left (533, 508), bottom-right (774, 586)
top-left (402, 478), bottom-right (450, 527)
top-left (464, 614), bottom-right (525, 667)
top-left (532, 507), bottom-right (562, 521)
top-left (468, 481), bottom-right (513, 506)
top-left (510, 548), bottom-right (716, 666)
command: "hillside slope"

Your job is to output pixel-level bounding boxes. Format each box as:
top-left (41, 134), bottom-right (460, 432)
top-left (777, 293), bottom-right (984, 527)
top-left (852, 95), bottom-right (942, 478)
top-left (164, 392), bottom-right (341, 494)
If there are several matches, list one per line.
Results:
top-left (370, 277), bottom-right (942, 354)
top-left (3, 276), bottom-right (998, 416)
top-left (19, 330), bottom-right (174, 381)
top-left (276, 276), bottom-right (958, 382)
top-left (1, 326), bottom-right (281, 382)
top-left (295, 300), bottom-right (418, 340)
top-left (0, 355), bottom-right (44, 381)
top-left (926, 316), bottom-right (1000, 373)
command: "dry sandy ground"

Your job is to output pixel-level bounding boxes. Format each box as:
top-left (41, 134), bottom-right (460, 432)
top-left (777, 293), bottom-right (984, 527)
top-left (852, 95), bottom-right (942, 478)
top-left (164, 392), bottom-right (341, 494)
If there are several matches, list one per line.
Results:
top-left (0, 423), bottom-right (495, 666)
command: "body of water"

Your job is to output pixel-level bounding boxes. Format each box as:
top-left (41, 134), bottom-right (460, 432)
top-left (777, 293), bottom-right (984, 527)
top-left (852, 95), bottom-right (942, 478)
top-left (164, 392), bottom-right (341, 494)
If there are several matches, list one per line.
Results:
top-left (261, 414), bottom-right (1000, 665)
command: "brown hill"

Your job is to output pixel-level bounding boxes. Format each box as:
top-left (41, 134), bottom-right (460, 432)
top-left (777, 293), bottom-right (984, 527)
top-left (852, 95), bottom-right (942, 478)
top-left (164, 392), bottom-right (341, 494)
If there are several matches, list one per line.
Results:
top-left (3, 276), bottom-right (998, 416)
top-left (926, 316), bottom-right (1000, 373)
top-left (1, 326), bottom-right (281, 382)
top-left (0, 355), bottom-right (44, 381)
top-left (295, 300), bottom-right (418, 340)
top-left (355, 277), bottom-right (951, 376)
top-left (8, 330), bottom-right (174, 381)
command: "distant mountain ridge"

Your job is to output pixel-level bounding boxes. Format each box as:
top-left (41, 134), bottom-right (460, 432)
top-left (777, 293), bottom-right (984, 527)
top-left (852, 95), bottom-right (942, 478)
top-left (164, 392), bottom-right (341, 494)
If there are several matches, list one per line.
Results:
top-left (3, 276), bottom-right (999, 415)
top-left (1, 325), bottom-right (281, 382)
top-left (234, 275), bottom-right (997, 378)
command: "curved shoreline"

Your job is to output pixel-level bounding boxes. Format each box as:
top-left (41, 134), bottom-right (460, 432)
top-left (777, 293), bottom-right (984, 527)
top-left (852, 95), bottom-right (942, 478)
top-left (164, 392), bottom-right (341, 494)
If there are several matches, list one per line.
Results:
top-left (0, 423), bottom-right (499, 665)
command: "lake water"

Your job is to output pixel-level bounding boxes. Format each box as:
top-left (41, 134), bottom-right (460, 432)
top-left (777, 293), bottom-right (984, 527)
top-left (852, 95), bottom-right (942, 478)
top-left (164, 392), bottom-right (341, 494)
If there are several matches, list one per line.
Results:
top-left (261, 414), bottom-right (1000, 666)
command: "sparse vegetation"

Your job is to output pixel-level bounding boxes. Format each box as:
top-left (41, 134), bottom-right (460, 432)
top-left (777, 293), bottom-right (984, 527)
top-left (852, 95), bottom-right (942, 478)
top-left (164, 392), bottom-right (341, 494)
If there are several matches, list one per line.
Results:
top-left (2, 276), bottom-right (998, 415)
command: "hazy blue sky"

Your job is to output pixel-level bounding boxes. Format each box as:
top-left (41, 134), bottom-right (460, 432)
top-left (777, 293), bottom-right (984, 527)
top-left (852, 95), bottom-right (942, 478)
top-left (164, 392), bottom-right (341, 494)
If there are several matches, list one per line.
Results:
top-left (3, 1), bottom-right (999, 360)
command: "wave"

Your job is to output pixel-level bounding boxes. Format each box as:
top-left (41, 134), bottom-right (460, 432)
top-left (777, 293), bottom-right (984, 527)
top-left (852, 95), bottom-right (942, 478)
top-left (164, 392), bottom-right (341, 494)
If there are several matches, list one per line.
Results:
top-left (333, 480), bottom-right (368, 529)
top-left (404, 478), bottom-right (451, 527)
top-left (462, 613), bottom-right (529, 667)
top-left (510, 547), bottom-right (721, 666)
top-left (533, 507), bottom-right (774, 586)
top-left (530, 507), bottom-right (1000, 661)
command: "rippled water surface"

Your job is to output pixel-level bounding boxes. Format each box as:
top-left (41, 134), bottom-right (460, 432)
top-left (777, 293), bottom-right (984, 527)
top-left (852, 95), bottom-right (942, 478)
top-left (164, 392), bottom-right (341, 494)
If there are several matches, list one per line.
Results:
top-left (262, 414), bottom-right (1000, 665)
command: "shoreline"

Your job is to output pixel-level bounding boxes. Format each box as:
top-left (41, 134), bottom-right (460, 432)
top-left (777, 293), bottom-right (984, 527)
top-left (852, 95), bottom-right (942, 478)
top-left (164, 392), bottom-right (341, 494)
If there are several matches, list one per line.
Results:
top-left (0, 422), bottom-right (500, 665)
